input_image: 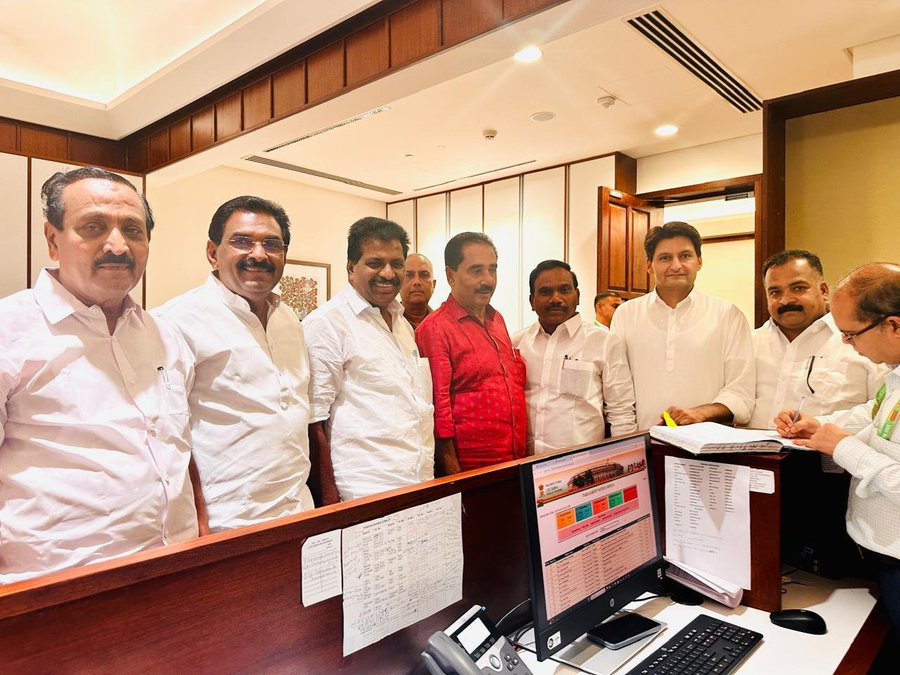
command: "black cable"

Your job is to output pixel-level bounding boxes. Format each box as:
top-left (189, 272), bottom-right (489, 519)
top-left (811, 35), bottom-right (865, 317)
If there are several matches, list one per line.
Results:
top-left (495, 597), bottom-right (531, 632)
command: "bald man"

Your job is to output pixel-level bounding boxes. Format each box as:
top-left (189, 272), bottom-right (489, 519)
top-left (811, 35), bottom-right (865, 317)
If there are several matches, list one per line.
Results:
top-left (400, 253), bottom-right (436, 329)
top-left (777, 262), bottom-right (900, 635)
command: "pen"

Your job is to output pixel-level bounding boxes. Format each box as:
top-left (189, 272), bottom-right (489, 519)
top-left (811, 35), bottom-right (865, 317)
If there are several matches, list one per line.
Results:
top-left (662, 411), bottom-right (678, 428)
top-left (157, 366), bottom-right (171, 390)
top-left (788, 395), bottom-right (807, 438)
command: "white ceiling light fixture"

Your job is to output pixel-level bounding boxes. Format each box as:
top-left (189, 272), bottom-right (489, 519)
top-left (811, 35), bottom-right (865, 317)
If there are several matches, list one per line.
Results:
top-left (655, 124), bottom-right (679, 137)
top-left (514, 46), bottom-right (542, 63)
top-left (530, 111), bottom-right (555, 122)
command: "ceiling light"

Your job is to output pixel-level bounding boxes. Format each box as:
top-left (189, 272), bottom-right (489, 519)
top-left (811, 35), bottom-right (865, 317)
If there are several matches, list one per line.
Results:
top-left (530, 111), bottom-right (555, 122)
top-left (655, 124), bottom-right (679, 137)
top-left (514, 46), bottom-right (542, 63)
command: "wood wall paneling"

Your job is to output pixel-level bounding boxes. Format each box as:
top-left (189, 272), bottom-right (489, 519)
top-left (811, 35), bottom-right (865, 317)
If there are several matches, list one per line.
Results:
top-left (389, 0), bottom-right (441, 68)
top-left (614, 152), bottom-right (637, 195)
top-left (126, 137), bottom-right (149, 174)
top-left (442, 0), bottom-right (503, 47)
top-left (307, 42), bottom-right (345, 103)
top-left (0, 121), bottom-right (17, 153)
top-left (272, 62), bottom-right (306, 118)
top-left (502, 0), bottom-right (557, 21)
top-left (242, 78), bottom-right (273, 131)
top-left (68, 135), bottom-right (124, 169)
top-left (215, 93), bottom-right (243, 141)
top-left (191, 107), bottom-right (215, 152)
top-left (149, 129), bottom-right (170, 168)
top-left (19, 126), bottom-right (68, 160)
top-left (346, 20), bottom-right (389, 87)
top-left (169, 118), bottom-right (191, 161)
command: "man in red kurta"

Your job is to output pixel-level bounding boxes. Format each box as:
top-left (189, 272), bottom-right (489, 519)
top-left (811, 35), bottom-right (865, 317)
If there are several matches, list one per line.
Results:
top-left (415, 232), bottom-right (527, 474)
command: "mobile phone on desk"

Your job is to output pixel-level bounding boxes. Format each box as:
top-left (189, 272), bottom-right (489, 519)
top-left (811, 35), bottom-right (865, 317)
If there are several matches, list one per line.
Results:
top-left (585, 612), bottom-right (663, 650)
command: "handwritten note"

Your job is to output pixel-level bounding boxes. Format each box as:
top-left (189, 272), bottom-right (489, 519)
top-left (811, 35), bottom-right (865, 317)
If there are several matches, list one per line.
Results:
top-left (341, 493), bottom-right (463, 656)
top-left (301, 530), bottom-right (342, 607)
top-left (665, 456), bottom-right (751, 589)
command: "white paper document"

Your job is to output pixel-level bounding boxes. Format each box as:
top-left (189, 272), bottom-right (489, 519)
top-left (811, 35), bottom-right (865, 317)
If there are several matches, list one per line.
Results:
top-left (664, 456), bottom-right (752, 589)
top-left (341, 493), bottom-right (463, 656)
top-left (301, 530), bottom-right (342, 607)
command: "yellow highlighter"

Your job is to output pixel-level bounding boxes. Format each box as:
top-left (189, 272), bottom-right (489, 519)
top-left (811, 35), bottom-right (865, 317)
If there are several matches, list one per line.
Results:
top-left (662, 411), bottom-right (678, 428)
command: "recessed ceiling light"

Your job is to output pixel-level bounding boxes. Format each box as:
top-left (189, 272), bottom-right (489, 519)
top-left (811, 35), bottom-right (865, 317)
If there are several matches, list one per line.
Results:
top-left (655, 124), bottom-right (679, 137)
top-left (530, 111), bottom-right (555, 122)
top-left (514, 46), bottom-right (542, 63)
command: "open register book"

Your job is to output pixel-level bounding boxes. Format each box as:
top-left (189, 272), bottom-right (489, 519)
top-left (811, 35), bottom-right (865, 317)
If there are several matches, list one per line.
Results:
top-left (650, 422), bottom-right (805, 454)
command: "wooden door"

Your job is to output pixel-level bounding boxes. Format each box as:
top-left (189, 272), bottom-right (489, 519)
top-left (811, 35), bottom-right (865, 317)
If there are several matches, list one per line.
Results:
top-left (597, 187), bottom-right (661, 298)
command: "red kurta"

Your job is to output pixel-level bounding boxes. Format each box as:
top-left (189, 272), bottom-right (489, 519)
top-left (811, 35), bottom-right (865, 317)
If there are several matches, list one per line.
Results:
top-left (415, 295), bottom-right (527, 470)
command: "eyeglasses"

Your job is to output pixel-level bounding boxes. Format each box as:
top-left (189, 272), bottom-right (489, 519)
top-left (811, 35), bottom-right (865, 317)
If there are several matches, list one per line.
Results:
top-left (227, 236), bottom-right (286, 254)
top-left (840, 314), bottom-right (897, 342)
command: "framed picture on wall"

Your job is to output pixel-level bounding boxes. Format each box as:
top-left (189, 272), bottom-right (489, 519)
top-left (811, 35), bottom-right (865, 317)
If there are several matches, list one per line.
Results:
top-left (279, 259), bottom-right (331, 320)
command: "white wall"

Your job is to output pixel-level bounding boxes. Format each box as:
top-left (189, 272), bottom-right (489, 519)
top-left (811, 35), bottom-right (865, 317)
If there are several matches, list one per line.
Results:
top-left (145, 166), bottom-right (387, 308)
top-left (0, 153), bottom-right (27, 299)
top-left (636, 134), bottom-right (762, 193)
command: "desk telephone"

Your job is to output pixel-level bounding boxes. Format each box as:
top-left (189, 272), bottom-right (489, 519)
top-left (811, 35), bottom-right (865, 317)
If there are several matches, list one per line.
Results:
top-left (421, 605), bottom-right (533, 675)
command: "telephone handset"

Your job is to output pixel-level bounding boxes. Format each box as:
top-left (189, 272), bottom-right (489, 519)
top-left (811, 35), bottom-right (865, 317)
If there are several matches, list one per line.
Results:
top-left (421, 605), bottom-right (533, 675)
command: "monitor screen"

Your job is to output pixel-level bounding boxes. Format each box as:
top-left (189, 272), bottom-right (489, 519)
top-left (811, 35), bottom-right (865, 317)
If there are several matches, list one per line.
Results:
top-left (519, 433), bottom-right (665, 660)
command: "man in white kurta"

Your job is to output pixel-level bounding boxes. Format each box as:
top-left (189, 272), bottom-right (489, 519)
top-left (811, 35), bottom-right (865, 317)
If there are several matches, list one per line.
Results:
top-left (303, 218), bottom-right (434, 503)
top-left (611, 222), bottom-right (754, 430)
top-left (155, 197), bottom-right (314, 531)
top-left (514, 261), bottom-right (636, 454)
top-left (750, 250), bottom-right (885, 428)
top-left (0, 168), bottom-right (198, 584)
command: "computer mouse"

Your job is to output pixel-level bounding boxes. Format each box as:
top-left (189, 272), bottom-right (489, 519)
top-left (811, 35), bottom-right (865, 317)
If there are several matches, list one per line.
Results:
top-left (769, 608), bottom-right (827, 635)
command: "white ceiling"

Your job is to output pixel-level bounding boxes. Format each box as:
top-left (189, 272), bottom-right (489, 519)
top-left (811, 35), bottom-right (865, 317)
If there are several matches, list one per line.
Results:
top-left (2, 0), bottom-right (900, 201)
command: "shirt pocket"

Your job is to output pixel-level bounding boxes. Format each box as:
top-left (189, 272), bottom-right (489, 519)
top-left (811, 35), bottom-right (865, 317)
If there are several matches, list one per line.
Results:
top-left (806, 356), bottom-right (851, 401)
top-left (158, 367), bottom-right (191, 417)
top-left (558, 359), bottom-right (596, 399)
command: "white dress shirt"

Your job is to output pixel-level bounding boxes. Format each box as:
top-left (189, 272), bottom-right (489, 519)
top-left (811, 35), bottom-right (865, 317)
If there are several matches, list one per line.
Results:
top-left (513, 315), bottom-right (636, 454)
top-left (154, 274), bottom-right (314, 532)
top-left (750, 314), bottom-right (887, 428)
top-left (611, 288), bottom-right (755, 430)
top-left (824, 365), bottom-right (900, 559)
top-left (0, 270), bottom-right (198, 584)
top-left (302, 286), bottom-right (435, 501)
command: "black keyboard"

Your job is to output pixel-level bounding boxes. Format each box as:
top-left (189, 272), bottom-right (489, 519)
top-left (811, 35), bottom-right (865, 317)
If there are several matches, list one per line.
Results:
top-left (624, 614), bottom-right (763, 675)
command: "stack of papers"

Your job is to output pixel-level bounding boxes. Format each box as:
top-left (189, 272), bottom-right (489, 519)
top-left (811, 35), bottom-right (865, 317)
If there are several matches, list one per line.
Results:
top-left (650, 422), bottom-right (804, 454)
top-left (665, 558), bottom-right (744, 608)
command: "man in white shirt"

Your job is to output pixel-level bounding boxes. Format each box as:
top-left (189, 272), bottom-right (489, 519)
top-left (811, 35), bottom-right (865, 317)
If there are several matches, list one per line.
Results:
top-left (750, 249), bottom-right (885, 428)
top-left (611, 221), bottom-right (754, 430)
top-left (303, 217), bottom-right (434, 503)
top-left (154, 196), bottom-right (314, 532)
top-left (777, 263), bottom-right (900, 636)
top-left (514, 260), bottom-right (636, 454)
top-left (594, 290), bottom-right (623, 328)
top-left (0, 167), bottom-right (198, 584)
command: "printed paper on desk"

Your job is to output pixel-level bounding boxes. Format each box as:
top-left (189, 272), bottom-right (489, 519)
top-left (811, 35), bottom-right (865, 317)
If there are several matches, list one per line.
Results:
top-left (341, 493), bottom-right (463, 656)
top-left (301, 530), bottom-right (342, 607)
top-left (664, 456), bottom-right (752, 590)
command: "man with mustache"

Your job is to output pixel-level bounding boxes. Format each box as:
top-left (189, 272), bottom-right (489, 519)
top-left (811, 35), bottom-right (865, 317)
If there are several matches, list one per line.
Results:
top-left (611, 221), bottom-right (754, 429)
top-left (415, 232), bottom-right (527, 473)
top-left (154, 196), bottom-right (314, 531)
top-left (750, 250), bottom-right (885, 428)
top-left (514, 260), bottom-right (636, 454)
top-left (0, 167), bottom-right (198, 583)
top-left (400, 253), bottom-right (436, 329)
top-left (303, 217), bottom-right (435, 503)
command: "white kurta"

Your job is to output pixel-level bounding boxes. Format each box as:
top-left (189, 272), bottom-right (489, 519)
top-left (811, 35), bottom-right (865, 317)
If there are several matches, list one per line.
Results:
top-left (513, 315), bottom-right (636, 454)
top-left (0, 269), bottom-right (198, 584)
top-left (611, 288), bottom-right (755, 430)
top-left (750, 314), bottom-right (886, 428)
top-left (303, 286), bottom-right (435, 501)
top-left (154, 274), bottom-right (314, 531)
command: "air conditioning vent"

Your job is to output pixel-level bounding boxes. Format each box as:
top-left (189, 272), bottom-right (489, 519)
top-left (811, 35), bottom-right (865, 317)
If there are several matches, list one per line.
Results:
top-left (414, 160), bottom-right (535, 192)
top-left (244, 156), bottom-right (402, 196)
top-left (627, 10), bottom-right (761, 113)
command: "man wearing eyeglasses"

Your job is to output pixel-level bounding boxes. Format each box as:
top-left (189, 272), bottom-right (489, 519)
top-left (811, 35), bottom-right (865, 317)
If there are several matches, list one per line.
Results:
top-left (750, 250), bottom-right (886, 429)
top-left (777, 262), bottom-right (900, 637)
top-left (154, 196), bottom-right (314, 532)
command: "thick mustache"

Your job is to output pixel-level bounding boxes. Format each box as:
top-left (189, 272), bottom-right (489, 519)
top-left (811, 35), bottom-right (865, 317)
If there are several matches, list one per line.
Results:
top-left (476, 286), bottom-right (494, 293)
top-left (93, 254), bottom-right (134, 269)
top-left (241, 261), bottom-right (275, 272)
top-left (778, 304), bottom-right (804, 314)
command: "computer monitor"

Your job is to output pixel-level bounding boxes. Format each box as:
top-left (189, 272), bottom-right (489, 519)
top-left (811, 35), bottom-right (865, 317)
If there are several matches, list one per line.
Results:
top-left (519, 432), bottom-right (665, 661)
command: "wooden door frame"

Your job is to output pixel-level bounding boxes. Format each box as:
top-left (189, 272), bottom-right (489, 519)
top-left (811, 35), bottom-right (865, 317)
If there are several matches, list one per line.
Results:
top-left (637, 174), bottom-right (764, 325)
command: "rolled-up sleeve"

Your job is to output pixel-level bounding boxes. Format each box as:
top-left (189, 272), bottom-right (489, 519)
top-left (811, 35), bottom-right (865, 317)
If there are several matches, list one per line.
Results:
top-left (302, 316), bottom-right (342, 423)
top-left (713, 306), bottom-right (755, 425)
top-left (415, 320), bottom-right (455, 439)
